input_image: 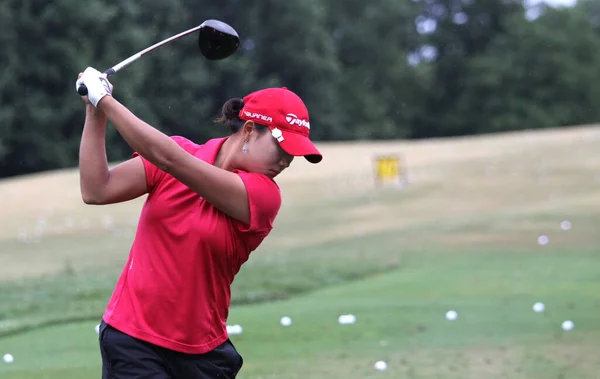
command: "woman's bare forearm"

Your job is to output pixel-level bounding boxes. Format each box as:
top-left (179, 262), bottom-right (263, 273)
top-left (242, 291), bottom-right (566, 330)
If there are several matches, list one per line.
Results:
top-left (96, 96), bottom-right (251, 223)
top-left (97, 96), bottom-right (179, 171)
top-left (79, 105), bottom-right (110, 203)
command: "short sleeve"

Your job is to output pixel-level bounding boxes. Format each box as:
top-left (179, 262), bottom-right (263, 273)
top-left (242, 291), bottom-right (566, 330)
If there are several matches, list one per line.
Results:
top-left (234, 171), bottom-right (282, 236)
top-left (132, 136), bottom-right (197, 191)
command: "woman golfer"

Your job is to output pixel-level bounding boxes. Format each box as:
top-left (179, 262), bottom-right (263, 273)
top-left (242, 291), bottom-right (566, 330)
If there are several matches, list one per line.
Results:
top-left (76, 67), bottom-right (322, 379)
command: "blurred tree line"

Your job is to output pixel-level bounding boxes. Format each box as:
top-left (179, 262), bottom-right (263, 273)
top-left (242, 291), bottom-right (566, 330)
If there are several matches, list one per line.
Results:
top-left (1, 0), bottom-right (599, 178)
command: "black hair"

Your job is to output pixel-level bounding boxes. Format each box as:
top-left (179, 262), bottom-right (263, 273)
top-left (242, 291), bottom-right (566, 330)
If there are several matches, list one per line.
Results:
top-left (214, 98), bottom-right (269, 134)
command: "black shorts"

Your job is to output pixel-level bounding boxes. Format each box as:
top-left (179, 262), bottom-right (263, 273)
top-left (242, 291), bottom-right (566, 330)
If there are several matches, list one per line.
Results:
top-left (98, 321), bottom-right (243, 379)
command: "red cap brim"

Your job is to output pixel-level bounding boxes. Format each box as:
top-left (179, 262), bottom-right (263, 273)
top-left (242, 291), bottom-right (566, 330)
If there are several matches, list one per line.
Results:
top-left (277, 130), bottom-right (322, 164)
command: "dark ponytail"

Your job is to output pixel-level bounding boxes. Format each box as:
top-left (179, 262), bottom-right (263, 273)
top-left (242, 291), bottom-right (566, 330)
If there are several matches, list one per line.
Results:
top-left (214, 98), bottom-right (245, 133)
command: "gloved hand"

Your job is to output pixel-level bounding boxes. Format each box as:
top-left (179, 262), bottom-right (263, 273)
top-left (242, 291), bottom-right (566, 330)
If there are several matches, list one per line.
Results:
top-left (75, 67), bottom-right (113, 107)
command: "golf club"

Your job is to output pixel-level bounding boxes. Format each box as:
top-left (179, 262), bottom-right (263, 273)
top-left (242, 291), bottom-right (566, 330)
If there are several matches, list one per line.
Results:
top-left (77, 19), bottom-right (240, 96)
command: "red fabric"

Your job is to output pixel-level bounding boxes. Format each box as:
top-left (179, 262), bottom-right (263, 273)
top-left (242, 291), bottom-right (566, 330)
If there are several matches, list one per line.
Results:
top-left (102, 136), bottom-right (281, 354)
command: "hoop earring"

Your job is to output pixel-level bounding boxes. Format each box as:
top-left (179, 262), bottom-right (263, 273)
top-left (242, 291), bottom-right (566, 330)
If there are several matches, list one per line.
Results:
top-left (242, 143), bottom-right (248, 154)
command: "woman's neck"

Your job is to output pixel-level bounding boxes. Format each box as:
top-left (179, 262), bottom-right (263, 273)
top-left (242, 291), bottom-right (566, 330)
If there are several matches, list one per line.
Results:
top-left (213, 136), bottom-right (240, 171)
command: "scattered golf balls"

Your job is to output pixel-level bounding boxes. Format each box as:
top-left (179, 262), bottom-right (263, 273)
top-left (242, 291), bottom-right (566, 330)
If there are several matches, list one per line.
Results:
top-left (560, 220), bottom-right (572, 231)
top-left (445, 310), bottom-right (457, 321)
top-left (338, 314), bottom-right (356, 325)
top-left (533, 302), bottom-right (545, 313)
top-left (374, 360), bottom-right (387, 371)
top-left (537, 235), bottom-right (549, 245)
top-left (561, 320), bottom-right (574, 331)
top-left (280, 316), bottom-right (292, 327)
top-left (3, 354), bottom-right (14, 364)
top-left (95, 324), bottom-right (100, 334)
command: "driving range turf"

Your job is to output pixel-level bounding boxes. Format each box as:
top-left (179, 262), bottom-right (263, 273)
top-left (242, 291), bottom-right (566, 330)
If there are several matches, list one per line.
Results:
top-left (1, 126), bottom-right (599, 378)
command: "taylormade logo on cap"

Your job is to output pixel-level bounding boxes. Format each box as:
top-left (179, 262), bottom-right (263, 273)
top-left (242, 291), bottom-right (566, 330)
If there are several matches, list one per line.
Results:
top-left (244, 111), bottom-right (273, 124)
top-left (286, 113), bottom-right (310, 129)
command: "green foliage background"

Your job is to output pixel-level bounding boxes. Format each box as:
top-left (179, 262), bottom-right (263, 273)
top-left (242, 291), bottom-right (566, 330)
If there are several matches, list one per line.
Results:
top-left (1, 0), bottom-right (599, 178)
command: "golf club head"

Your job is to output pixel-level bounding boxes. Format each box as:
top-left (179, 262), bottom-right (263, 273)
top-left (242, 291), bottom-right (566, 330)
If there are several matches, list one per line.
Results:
top-left (198, 19), bottom-right (240, 60)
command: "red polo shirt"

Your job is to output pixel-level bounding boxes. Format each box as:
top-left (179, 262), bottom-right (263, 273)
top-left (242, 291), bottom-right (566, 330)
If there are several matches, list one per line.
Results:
top-left (102, 136), bottom-right (281, 354)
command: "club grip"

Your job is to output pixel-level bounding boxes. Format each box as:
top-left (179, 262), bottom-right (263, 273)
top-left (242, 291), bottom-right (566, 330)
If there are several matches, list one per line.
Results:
top-left (77, 84), bottom-right (89, 96)
top-left (77, 68), bottom-right (116, 96)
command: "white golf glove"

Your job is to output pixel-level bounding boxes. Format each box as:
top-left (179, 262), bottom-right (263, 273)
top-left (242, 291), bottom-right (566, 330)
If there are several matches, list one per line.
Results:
top-left (75, 67), bottom-right (112, 107)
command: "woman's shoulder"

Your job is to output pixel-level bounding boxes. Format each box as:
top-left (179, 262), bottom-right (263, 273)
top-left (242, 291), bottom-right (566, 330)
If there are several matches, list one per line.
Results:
top-left (169, 136), bottom-right (228, 156)
top-left (169, 135), bottom-right (199, 152)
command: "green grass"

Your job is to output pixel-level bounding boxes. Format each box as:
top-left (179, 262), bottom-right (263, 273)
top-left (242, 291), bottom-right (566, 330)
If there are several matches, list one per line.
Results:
top-left (1, 247), bottom-right (599, 378)
top-left (1, 126), bottom-right (600, 378)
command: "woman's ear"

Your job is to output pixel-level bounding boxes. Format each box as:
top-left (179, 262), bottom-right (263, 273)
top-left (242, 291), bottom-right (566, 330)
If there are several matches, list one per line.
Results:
top-left (242, 121), bottom-right (256, 141)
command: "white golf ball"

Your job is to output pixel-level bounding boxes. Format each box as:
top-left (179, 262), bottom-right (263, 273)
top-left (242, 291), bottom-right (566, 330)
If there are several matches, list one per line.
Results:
top-left (95, 324), bottom-right (100, 334)
top-left (374, 360), bottom-right (387, 371)
top-left (445, 310), bottom-right (457, 321)
top-left (561, 320), bottom-right (574, 331)
top-left (226, 324), bottom-right (243, 335)
top-left (338, 314), bottom-right (356, 325)
top-left (280, 316), bottom-right (292, 327)
top-left (560, 220), bottom-right (572, 231)
top-left (537, 235), bottom-right (549, 245)
top-left (3, 354), bottom-right (14, 363)
top-left (533, 302), bottom-right (545, 313)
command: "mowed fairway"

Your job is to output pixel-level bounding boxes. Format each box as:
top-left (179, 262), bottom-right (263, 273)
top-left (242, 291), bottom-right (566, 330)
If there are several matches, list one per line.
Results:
top-left (1, 126), bottom-right (600, 378)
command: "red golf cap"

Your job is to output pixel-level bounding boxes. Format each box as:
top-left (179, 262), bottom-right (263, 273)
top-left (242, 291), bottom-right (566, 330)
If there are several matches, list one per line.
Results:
top-left (239, 87), bottom-right (322, 164)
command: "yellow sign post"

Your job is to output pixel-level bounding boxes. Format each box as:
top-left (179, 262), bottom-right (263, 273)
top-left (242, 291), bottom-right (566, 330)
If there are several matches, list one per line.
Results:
top-left (374, 154), bottom-right (407, 187)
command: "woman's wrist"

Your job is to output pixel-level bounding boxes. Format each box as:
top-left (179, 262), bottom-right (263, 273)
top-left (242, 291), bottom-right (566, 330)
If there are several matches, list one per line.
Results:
top-left (86, 103), bottom-right (107, 120)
